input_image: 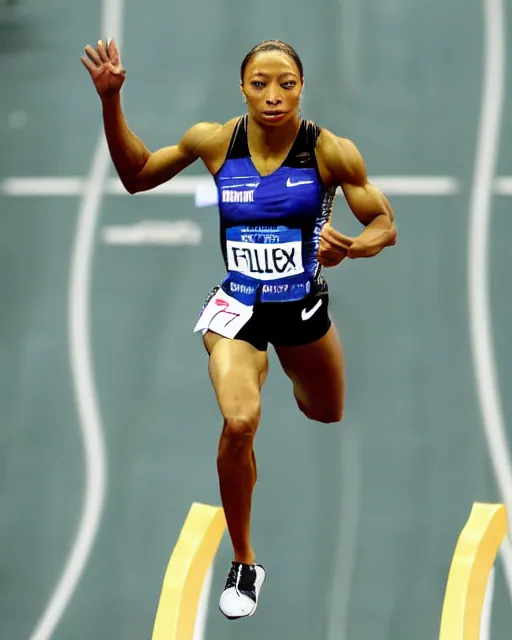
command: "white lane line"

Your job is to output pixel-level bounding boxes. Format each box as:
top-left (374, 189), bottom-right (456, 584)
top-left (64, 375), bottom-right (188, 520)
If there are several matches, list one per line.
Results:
top-left (369, 176), bottom-right (460, 195)
top-left (101, 219), bottom-right (203, 246)
top-left (28, 2), bottom-right (125, 639)
top-left (494, 177), bottom-right (512, 194)
top-left (468, 0), bottom-right (512, 601)
top-left (0, 175), bottom-right (461, 197)
top-left (2, 177), bottom-right (85, 196)
top-left (0, 175), bottom-right (210, 196)
top-left (481, 567), bottom-right (495, 640)
top-left (327, 428), bottom-right (361, 640)
top-left (193, 563), bottom-right (214, 640)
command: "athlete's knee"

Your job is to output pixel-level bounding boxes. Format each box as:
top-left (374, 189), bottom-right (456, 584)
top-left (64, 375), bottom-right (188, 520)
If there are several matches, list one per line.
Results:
top-left (296, 396), bottom-right (344, 424)
top-left (218, 411), bottom-right (260, 454)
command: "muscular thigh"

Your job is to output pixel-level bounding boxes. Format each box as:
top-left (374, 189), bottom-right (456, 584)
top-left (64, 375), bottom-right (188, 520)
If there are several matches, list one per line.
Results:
top-left (274, 323), bottom-right (345, 421)
top-left (203, 331), bottom-right (269, 419)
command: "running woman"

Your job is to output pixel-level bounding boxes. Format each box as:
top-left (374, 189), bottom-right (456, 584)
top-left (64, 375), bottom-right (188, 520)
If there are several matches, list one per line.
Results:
top-left (81, 37), bottom-right (397, 621)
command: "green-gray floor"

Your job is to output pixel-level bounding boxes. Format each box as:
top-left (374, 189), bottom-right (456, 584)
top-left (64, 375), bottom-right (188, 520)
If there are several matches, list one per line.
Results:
top-left (1, 0), bottom-right (511, 638)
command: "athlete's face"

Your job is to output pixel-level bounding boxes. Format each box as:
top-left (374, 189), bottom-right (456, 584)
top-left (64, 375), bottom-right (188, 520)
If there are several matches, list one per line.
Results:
top-left (241, 51), bottom-right (303, 127)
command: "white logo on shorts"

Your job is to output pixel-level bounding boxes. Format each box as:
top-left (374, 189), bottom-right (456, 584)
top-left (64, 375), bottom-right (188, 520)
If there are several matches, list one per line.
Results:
top-left (301, 299), bottom-right (323, 321)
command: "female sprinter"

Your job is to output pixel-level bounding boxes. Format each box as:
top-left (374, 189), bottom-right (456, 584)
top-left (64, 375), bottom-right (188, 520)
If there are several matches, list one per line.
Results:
top-left (81, 38), bottom-right (397, 621)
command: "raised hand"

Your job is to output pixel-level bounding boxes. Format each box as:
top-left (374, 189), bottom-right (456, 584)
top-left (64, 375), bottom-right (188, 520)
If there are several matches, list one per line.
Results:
top-left (80, 38), bottom-right (126, 99)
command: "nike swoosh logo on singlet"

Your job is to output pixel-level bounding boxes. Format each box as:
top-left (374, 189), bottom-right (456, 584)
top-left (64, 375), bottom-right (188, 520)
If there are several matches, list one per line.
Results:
top-left (286, 178), bottom-right (315, 187)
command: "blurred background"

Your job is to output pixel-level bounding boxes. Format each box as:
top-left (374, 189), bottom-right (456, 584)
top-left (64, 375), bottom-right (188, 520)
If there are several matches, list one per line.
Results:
top-left (1, 0), bottom-right (512, 638)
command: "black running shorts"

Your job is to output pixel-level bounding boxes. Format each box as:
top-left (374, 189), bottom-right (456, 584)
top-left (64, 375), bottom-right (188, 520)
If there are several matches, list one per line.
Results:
top-left (233, 287), bottom-right (331, 351)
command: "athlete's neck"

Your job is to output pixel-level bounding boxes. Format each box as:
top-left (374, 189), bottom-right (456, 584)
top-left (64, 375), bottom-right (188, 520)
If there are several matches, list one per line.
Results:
top-left (246, 114), bottom-right (301, 159)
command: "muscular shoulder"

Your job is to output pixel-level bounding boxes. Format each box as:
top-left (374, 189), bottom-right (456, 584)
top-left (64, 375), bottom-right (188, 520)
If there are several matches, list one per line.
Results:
top-left (180, 117), bottom-right (240, 160)
top-left (316, 127), bottom-right (367, 187)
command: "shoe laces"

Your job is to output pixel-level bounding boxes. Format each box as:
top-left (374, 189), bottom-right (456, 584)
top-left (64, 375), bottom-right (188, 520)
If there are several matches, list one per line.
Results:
top-left (224, 562), bottom-right (241, 590)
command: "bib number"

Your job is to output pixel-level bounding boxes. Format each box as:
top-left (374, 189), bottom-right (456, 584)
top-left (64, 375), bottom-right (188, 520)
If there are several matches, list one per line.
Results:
top-left (225, 226), bottom-right (304, 281)
top-left (193, 289), bottom-right (253, 339)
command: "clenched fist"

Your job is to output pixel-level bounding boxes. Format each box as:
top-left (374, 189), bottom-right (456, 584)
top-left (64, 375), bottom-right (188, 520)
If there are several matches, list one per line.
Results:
top-left (318, 223), bottom-right (354, 267)
top-left (80, 39), bottom-right (126, 99)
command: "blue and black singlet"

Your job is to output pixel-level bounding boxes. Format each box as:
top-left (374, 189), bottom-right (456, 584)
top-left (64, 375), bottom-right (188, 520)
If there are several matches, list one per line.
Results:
top-left (212, 115), bottom-right (336, 306)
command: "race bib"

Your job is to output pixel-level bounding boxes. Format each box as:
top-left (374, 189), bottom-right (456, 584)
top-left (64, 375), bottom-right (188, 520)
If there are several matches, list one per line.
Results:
top-left (193, 288), bottom-right (253, 339)
top-left (225, 226), bottom-right (304, 282)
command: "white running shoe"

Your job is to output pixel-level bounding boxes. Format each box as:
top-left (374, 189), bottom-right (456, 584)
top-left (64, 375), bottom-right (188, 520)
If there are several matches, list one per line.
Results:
top-left (219, 561), bottom-right (266, 620)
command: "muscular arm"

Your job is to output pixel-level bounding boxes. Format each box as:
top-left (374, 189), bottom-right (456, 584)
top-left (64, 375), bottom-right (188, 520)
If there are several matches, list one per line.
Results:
top-left (319, 131), bottom-right (397, 257)
top-left (102, 94), bottom-right (220, 193)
